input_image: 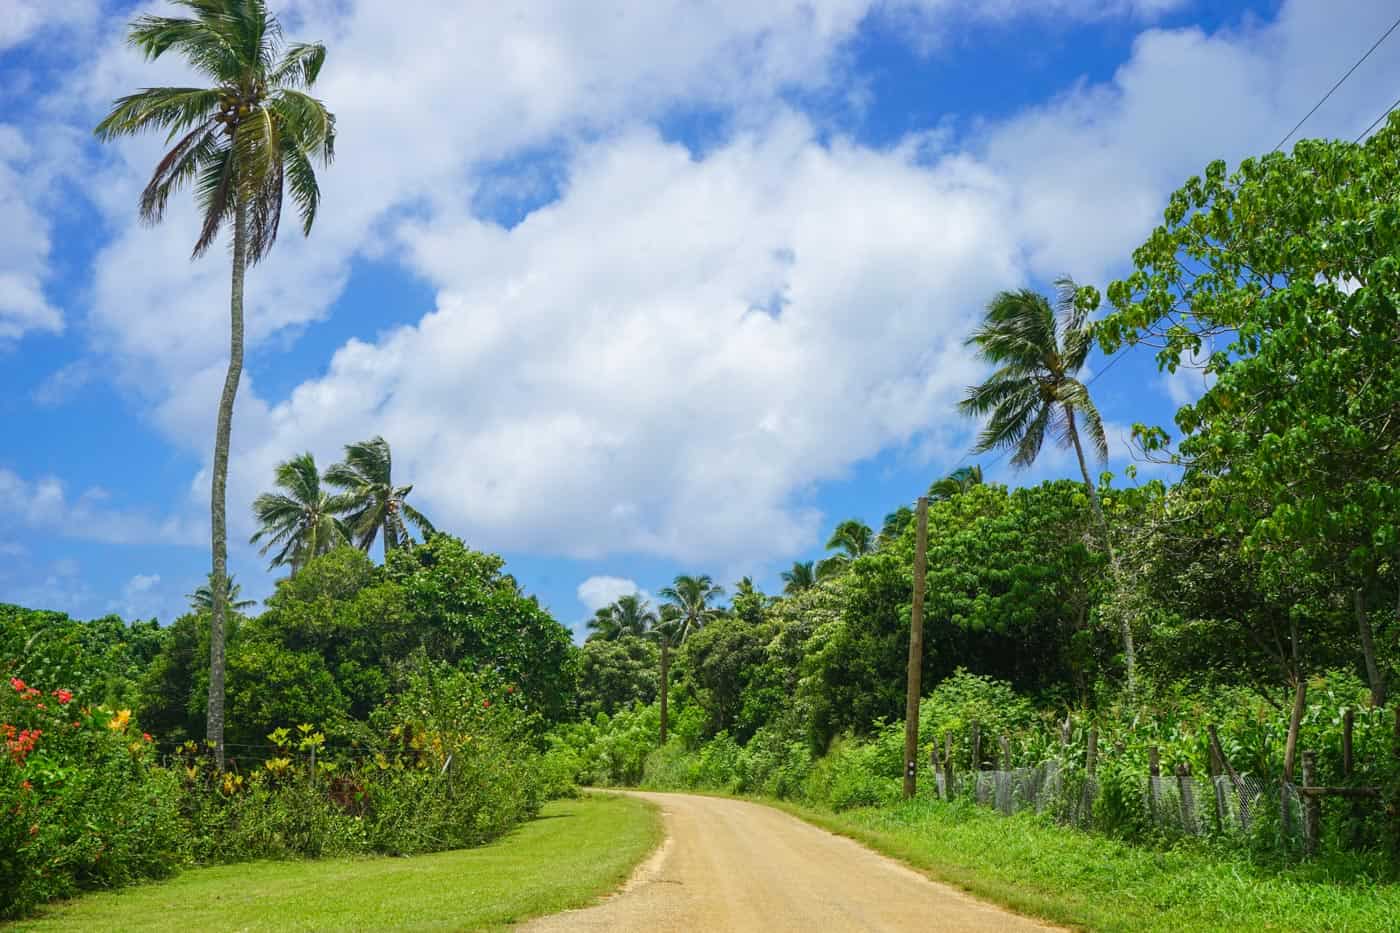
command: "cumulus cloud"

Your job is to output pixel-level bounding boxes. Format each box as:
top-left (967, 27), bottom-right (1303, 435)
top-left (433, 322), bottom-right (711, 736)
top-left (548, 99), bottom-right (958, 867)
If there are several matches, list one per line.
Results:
top-left (0, 469), bottom-right (203, 547)
top-left (11, 0), bottom-right (1400, 576)
top-left (0, 126), bottom-right (65, 341)
top-left (577, 576), bottom-right (648, 613)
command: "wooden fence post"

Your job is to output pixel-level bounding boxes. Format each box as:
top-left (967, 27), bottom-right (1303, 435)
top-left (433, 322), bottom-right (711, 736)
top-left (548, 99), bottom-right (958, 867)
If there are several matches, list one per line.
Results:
top-left (1086, 726), bottom-right (1098, 776)
top-left (1207, 728), bottom-right (1226, 833)
top-left (943, 733), bottom-right (955, 799)
top-left (999, 735), bottom-right (1011, 771)
top-left (1301, 750), bottom-right (1320, 856)
top-left (971, 721), bottom-right (982, 771)
top-left (1342, 709), bottom-right (1354, 777)
top-left (1177, 762), bottom-right (1197, 835)
top-left (1148, 746), bottom-right (1161, 821)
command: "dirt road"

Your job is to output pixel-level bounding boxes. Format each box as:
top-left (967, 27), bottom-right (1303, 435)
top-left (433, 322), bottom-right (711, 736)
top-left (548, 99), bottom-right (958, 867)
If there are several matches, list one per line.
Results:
top-left (520, 792), bottom-right (1056, 932)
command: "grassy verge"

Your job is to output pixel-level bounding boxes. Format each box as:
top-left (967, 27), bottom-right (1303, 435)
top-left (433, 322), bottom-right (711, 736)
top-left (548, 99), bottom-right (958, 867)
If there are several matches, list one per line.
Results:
top-left (8, 793), bottom-right (660, 933)
top-left (772, 797), bottom-right (1400, 932)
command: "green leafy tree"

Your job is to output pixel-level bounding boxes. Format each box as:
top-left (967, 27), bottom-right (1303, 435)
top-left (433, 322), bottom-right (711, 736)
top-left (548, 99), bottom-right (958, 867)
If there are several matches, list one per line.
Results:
top-left (1100, 121), bottom-right (1400, 709)
top-left (958, 280), bottom-right (1135, 692)
top-left (730, 576), bottom-right (769, 626)
top-left (781, 561), bottom-right (817, 595)
top-left (324, 436), bottom-right (435, 556)
top-left (586, 593), bottom-right (657, 642)
top-left (817, 519), bottom-right (875, 579)
top-left (654, 575), bottom-right (725, 743)
top-left (96, 0), bottom-right (336, 765)
top-left (576, 636), bottom-right (659, 719)
top-left (250, 452), bottom-right (350, 574)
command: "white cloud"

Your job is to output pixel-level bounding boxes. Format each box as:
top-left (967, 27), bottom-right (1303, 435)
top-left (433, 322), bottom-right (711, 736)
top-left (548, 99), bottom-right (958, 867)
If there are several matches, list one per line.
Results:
top-left (125, 573), bottom-right (160, 594)
top-left (0, 468), bottom-right (203, 548)
top-left (19, 0), bottom-right (1400, 578)
top-left (0, 0), bottom-right (97, 51)
top-left (0, 126), bottom-right (65, 340)
top-left (577, 576), bottom-right (648, 613)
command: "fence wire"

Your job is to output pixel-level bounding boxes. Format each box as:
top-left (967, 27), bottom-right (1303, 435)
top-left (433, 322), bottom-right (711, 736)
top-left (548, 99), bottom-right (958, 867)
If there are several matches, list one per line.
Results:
top-left (939, 762), bottom-right (1286, 840)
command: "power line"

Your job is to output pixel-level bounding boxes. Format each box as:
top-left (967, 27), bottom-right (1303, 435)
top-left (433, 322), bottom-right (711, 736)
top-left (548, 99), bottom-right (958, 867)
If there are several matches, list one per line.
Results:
top-left (1355, 94), bottom-right (1400, 142)
top-left (1274, 13), bottom-right (1400, 151)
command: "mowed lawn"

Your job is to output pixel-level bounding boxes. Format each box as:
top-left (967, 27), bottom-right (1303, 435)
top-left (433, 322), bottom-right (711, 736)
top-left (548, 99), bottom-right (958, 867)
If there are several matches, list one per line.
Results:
top-left (9, 793), bottom-right (659, 933)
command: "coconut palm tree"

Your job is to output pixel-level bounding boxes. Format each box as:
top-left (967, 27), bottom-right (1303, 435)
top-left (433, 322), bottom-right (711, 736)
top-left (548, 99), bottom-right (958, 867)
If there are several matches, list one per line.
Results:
top-left (957, 278), bottom-right (1135, 690)
top-left (586, 593), bottom-right (657, 642)
top-left (186, 573), bottom-right (256, 614)
top-left (655, 574), bottom-right (724, 743)
top-left (250, 453), bottom-right (350, 574)
top-left (96, 0), bottom-right (336, 767)
top-left (929, 464), bottom-right (983, 501)
top-left (781, 560), bottom-right (817, 595)
top-left (816, 518), bottom-right (875, 579)
top-left (324, 436), bottom-right (435, 556)
top-left (879, 506), bottom-right (914, 544)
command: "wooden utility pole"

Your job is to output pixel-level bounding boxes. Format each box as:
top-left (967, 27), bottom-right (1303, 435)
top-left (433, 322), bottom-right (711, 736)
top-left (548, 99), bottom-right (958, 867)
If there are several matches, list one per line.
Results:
top-left (904, 496), bottom-right (929, 799)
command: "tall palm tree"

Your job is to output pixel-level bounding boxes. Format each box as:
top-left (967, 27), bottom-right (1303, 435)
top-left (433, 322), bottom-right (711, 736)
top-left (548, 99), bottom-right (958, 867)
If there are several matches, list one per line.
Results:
top-left (957, 278), bottom-right (1135, 691)
top-left (929, 464), bottom-right (983, 501)
top-left (781, 560), bottom-right (817, 595)
top-left (586, 593), bottom-right (657, 642)
top-left (655, 574), bottom-right (724, 743)
top-left (96, 0), bottom-right (336, 767)
top-left (187, 573), bottom-right (256, 614)
top-left (816, 518), bottom-right (875, 579)
top-left (324, 437), bottom-right (435, 556)
top-left (250, 453), bottom-right (349, 574)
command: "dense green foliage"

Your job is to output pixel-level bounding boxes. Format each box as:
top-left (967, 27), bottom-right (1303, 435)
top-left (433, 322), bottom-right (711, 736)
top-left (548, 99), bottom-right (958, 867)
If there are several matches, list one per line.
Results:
top-left (0, 534), bottom-right (578, 919)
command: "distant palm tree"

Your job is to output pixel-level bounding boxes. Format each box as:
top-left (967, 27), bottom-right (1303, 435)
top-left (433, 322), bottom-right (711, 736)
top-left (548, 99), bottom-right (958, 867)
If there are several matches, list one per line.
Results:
top-left (324, 437), bottom-right (434, 556)
top-left (929, 464), bottom-right (983, 501)
top-left (586, 593), bottom-right (657, 642)
top-left (781, 560), bottom-right (817, 595)
top-left (95, 0), bottom-right (336, 767)
top-left (655, 574), bottom-right (725, 743)
top-left (250, 453), bottom-right (350, 574)
top-left (187, 574), bottom-right (256, 614)
top-left (879, 506), bottom-right (914, 544)
top-left (958, 278), bottom-right (1135, 690)
top-left (816, 519), bottom-right (875, 579)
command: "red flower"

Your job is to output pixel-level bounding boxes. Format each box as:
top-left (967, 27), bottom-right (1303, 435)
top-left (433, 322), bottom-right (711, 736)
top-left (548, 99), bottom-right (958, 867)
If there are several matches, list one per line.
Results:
top-left (28, 825), bottom-right (38, 837)
top-left (52, 689), bottom-right (72, 705)
top-left (142, 733), bottom-right (153, 743)
top-left (482, 700), bottom-right (491, 708)
top-left (9, 678), bottom-right (25, 692)
top-left (19, 780), bottom-right (31, 792)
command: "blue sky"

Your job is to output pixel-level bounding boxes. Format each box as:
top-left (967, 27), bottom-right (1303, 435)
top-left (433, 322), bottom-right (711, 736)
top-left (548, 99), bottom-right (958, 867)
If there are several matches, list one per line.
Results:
top-left (2, 0), bottom-right (1398, 638)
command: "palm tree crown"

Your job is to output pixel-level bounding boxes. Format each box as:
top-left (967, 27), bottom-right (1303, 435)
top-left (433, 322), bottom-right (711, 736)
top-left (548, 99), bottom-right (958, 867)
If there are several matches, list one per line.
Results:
top-left (250, 452), bottom-right (349, 573)
top-left (95, 0), bottom-right (335, 261)
top-left (658, 574), bottom-right (725, 642)
top-left (957, 280), bottom-right (1106, 470)
top-left (324, 436), bottom-right (435, 554)
top-left (929, 464), bottom-right (984, 501)
top-left (587, 593), bottom-right (657, 642)
top-left (817, 518), bottom-right (874, 579)
top-left (187, 573), bottom-right (256, 614)
top-left (781, 560), bottom-right (817, 595)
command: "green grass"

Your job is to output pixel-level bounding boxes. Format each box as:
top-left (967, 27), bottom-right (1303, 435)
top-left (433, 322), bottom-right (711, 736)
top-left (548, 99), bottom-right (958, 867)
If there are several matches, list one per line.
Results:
top-left (8, 793), bottom-right (660, 933)
top-left (777, 797), bottom-right (1400, 932)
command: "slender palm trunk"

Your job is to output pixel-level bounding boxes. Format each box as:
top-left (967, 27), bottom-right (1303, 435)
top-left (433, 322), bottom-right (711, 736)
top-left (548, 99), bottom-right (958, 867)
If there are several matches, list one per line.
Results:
top-left (1355, 588), bottom-right (1386, 707)
top-left (207, 199), bottom-right (248, 769)
top-left (1065, 405), bottom-right (1137, 695)
top-left (659, 641), bottom-right (670, 745)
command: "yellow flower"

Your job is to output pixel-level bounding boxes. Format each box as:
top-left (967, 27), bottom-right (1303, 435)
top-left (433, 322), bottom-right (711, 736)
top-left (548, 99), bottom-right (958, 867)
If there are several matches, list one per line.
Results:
top-left (108, 709), bottom-right (132, 731)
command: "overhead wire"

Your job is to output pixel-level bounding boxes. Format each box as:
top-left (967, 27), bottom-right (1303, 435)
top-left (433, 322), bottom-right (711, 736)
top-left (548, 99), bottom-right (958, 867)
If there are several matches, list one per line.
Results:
top-left (1274, 13), bottom-right (1400, 151)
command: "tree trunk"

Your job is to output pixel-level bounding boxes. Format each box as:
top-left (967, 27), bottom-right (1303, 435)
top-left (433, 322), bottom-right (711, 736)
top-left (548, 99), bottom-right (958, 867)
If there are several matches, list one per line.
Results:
top-left (207, 199), bottom-right (248, 770)
top-left (1355, 589), bottom-right (1387, 708)
top-left (658, 640), bottom-right (670, 745)
top-left (1064, 406), bottom-right (1136, 695)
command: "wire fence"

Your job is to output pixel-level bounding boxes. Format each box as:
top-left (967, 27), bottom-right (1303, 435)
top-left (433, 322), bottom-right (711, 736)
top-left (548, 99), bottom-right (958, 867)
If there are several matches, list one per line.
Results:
top-left (937, 761), bottom-right (1294, 841)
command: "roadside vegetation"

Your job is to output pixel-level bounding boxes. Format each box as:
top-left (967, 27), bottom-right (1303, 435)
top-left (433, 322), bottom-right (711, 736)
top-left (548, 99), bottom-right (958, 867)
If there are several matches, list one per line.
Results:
top-left (9, 794), bottom-right (660, 933)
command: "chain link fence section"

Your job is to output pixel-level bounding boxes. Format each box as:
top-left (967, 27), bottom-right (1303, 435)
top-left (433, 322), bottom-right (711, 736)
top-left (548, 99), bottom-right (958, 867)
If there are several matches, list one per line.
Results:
top-left (942, 761), bottom-right (1280, 840)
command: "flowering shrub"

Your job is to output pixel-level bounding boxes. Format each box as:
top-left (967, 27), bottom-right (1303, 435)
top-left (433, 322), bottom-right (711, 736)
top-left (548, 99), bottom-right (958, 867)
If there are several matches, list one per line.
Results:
top-left (1, 678), bottom-right (184, 919)
top-left (1, 667), bottom-right (554, 920)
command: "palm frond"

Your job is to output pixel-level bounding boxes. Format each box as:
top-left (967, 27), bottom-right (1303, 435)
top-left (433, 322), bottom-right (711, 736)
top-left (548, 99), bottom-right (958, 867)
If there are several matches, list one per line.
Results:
top-left (270, 42), bottom-right (327, 89)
